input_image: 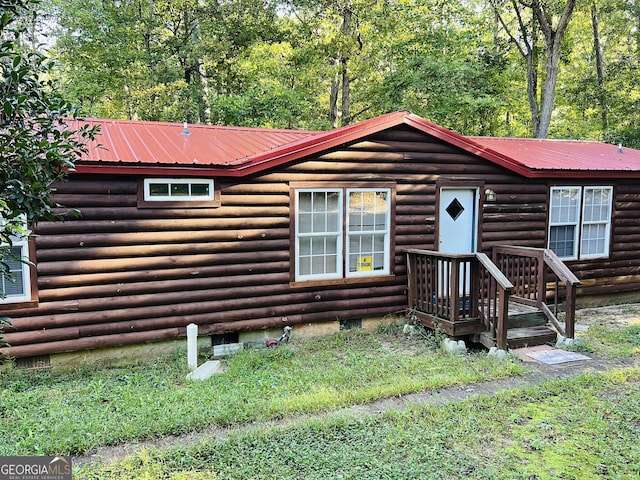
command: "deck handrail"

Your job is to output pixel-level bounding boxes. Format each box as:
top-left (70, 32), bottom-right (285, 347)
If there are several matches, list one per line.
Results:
top-left (476, 252), bottom-right (513, 290)
top-left (493, 245), bottom-right (580, 339)
top-left (476, 252), bottom-right (513, 349)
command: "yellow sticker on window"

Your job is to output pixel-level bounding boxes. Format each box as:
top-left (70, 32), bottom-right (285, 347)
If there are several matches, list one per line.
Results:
top-left (357, 256), bottom-right (372, 271)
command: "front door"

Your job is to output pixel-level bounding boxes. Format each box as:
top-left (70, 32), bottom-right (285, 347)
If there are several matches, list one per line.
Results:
top-left (438, 187), bottom-right (478, 254)
top-left (437, 187), bottom-right (478, 297)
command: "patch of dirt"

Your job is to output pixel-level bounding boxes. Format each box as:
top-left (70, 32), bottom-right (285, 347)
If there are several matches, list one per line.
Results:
top-left (575, 303), bottom-right (640, 327)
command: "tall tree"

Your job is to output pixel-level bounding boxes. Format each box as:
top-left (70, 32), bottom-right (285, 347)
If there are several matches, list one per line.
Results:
top-left (366, 0), bottom-right (509, 135)
top-left (590, 1), bottom-right (607, 131)
top-left (48, 0), bottom-right (281, 123)
top-left (1, 0), bottom-right (97, 351)
top-left (490, 0), bottom-right (577, 138)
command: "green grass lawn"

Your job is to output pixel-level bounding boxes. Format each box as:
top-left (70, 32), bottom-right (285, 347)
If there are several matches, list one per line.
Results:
top-left (75, 368), bottom-right (640, 480)
top-left (2, 317), bottom-right (639, 479)
top-left (1, 326), bottom-right (523, 457)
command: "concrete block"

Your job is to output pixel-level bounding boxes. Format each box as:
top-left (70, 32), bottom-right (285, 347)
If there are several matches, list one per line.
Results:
top-left (488, 347), bottom-right (507, 360)
top-left (443, 338), bottom-right (467, 354)
top-left (294, 321), bottom-right (340, 338)
top-left (186, 360), bottom-right (222, 381)
top-left (212, 342), bottom-right (243, 358)
top-left (556, 336), bottom-right (579, 348)
top-left (239, 329), bottom-right (282, 344)
top-left (362, 314), bottom-right (404, 331)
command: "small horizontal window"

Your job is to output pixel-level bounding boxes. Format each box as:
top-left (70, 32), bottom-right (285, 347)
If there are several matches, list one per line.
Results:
top-left (143, 178), bottom-right (215, 202)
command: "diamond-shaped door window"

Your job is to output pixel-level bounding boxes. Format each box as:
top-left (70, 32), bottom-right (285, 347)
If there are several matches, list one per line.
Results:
top-left (446, 198), bottom-right (464, 221)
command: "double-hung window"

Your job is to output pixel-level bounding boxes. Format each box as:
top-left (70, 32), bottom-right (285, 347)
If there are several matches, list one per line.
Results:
top-left (548, 186), bottom-right (612, 260)
top-left (1, 217), bottom-right (33, 305)
top-left (294, 187), bottom-right (392, 282)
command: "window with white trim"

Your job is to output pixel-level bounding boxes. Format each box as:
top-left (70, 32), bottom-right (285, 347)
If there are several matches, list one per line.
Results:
top-left (295, 188), bottom-right (391, 281)
top-left (548, 186), bottom-right (612, 260)
top-left (1, 218), bottom-right (32, 304)
top-left (143, 178), bottom-right (214, 201)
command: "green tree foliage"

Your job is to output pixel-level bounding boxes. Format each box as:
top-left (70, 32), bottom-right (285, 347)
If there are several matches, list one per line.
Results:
top-left (43, 0), bottom-right (640, 142)
top-left (365, 0), bottom-right (511, 135)
top-left (49, 0), bottom-right (282, 123)
top-left (0, 0), bottom-right (98, 352)
top-left (1, 0), bottom-right (97, 239)
top-left (547, 0), bottom-right (640, 146)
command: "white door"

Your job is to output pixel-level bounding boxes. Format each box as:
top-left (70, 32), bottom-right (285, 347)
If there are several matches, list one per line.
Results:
top-left (438, 188), bottom-right (478, 254)
top-left (438, 188), bottom-right (478, 297)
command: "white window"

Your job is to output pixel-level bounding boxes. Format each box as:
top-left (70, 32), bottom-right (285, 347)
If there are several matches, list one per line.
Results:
top-left (295, 188), bottom-right (391, 281)
top-left (548, 186), bottom-right (612, 260)
top-left (296, 189), bottom-right (343, 281)
top-left (581, 187), bottom-right (612, 258)
top-left (346, 189), bottom-right (391, 277)
top-left (1, 218), bottom-right (32, 304)
top-left (143, 178), bottom-right (214, 201)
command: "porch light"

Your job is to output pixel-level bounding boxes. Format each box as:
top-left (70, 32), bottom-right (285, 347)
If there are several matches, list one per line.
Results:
top-left (484, 189), bottom-right (496, 202)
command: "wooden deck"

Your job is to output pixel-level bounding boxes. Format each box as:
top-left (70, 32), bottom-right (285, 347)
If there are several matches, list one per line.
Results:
top-left (405, 247), bottom-right (579, 350)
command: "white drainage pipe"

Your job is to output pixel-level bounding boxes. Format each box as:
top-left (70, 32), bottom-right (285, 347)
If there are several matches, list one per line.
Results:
top-left (187, 323), bottom-right (198, 371)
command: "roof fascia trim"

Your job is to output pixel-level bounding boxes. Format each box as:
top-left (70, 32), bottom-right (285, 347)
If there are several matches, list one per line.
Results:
top-left (71, 164), bottom-right (247, 177)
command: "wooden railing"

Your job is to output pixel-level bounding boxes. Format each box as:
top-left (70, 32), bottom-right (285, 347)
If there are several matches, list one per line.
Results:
top-left (476, 252), bottom-right (514, 349)
top-left (493, 246), bottom-right (580, 338)
top-left (405, 249), bottom-right (513, 348)
top-left (405, 249), bottom-right (477, 322)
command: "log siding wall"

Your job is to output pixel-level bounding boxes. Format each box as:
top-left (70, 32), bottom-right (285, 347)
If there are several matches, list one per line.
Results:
top-left (2, 126), bottom-right (638, 357)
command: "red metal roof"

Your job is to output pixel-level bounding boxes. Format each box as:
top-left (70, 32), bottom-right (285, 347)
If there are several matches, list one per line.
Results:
top-left (71, 112), bottom-right (640, 178)
top-left (71, 118), bottom-right (317, 171)
top-left (467, 136), bottom-right (640, 177)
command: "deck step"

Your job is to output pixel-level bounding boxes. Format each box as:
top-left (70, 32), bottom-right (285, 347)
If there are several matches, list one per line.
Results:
top-left (507, 303), bottom-right (548, 329)
top-left (477, 325), bottom-right (557, 349)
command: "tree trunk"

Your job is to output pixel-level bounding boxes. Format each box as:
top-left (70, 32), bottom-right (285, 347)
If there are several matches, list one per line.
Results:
top-left (591, 2), bottom-right (607, 131)
top-left (340, 8), bottom-right (352, 126)
top-left (526, 49), bottom-right (540, 137)
top-left (530, 0), bottom-right (577, 138)
top-left (536, 46), bottom-right (560, 138)
top-left (198, 59), bottom-right (211, 124)
top-left (329, 58), bottom-right (340, 128)
top-left (492, 0), bottom-right (577, 138)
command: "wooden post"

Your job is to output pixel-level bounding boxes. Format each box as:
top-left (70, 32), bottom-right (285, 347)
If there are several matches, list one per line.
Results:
top-left (496, 285), bottom-right (509, 349)
top-left (565, 282), bottom-right (576, 339)
top-left (470, 260), bottom-right (479, 318)
top-left (406, 252), bottom-right (417, 311)
top-left (450, 258), bottom-right (460, 322)
top-left (536, 250), bottom-right (545, 309)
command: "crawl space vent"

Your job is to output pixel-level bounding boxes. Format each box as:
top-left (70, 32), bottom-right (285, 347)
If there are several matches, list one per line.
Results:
top-left (14, 355), bottom-right (51, 370)
top-left (340, 318), bottom-right (362, 331)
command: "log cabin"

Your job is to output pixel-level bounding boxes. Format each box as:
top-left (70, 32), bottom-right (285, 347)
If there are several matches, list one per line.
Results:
top-left (3, 110), bottom-right (640, 368)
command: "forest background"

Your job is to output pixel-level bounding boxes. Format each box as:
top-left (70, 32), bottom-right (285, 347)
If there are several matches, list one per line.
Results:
top-left (24, 0), bottom-right (640, 145)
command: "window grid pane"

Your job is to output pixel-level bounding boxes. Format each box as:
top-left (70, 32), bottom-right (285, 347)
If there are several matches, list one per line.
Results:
top-left (581, 224), bottom-right (606, 256)
top-left (550, 187), bottom-right (580, 224)
top-left (549, 187), bottom-right (581, 258)
top-left (296, 190), bottom-right (342, 279)
top-left (1, 245), bottom-right (26, 298)
top-left (549, 225), bottom-right (576, 258)
top-left (348, 233), bottom-right (387, 273)
top-left (144, 178), bottom-right (214, 201)
top-left (581, 187), bottom-right (612, 257)
top-left (346, 189), bottom-right (390, 276)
